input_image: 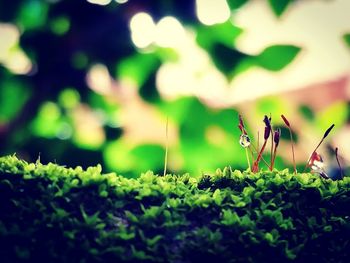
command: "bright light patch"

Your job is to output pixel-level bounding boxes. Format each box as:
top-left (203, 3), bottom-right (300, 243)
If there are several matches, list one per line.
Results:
top-left (58, 88), bottom-right (80, 109)
top-left (87, 0), bottom-right (111, 5)
top-left (156, 63), bottom-right (197, 99)
top-left (129, 12), bottom-right (155, 49)
top-left (39, 102), bottom-right (61, 120)
top-left (115, 0), bottom-right (128, 3)
top-left (228, 67), bottom-right (278, 104)
top-left (232, 0), bottom-right (350, 100)
top-left (196, 69), bottom-right (229, 105)
top-left (157, 60), bottom-right (229, 105)
top-left (155, 16), bottom-right (186, 48)
top-left (0, 24), bottom-right (19, 57)
top-left (86, 64), bottom-right (112, 95)
top-left (196, 0), bottom-right (231, 26)
top-left (72, 105), bottom-right (105, 150)
top-left (155, 28), bottom-right (229, 105)
top-left (0, 23), bottom-right (32, 74)
top-left (4, 49), bottom-right (32, 74)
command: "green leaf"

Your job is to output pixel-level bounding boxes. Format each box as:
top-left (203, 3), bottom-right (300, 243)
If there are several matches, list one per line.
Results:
top-left (227, 0), bottom-right (249, 9)
top-left (255, 45), bottom-right (301, 71)
top-left (268, 0), bottom-right (293, 17)
top-left (265, 232), bottom-right (274, 243)
top-left (196, 21), bottom-right (243, 49)
top-left (99, 190), bottom-right (108, 198)
top-left (146, 235), bottom-right (163, 247)
top-left (240, 215), bottom-right (254, 228)
top-left (131, 246), bottom-right (152, 260)
top-left (80, 206), bottom-right (101, 226)
top-left (53, 207), bottom-right (69, 219)
top-left (141, 205), bottom-right (162, 220)
top-left (221, 209), bottom-right (240, 226)
top-left (211, 43), bottom-right (247, 74)
top-left (196, 21), bottom-right (245, 75)
top-left (256, 179), bottom-right (265, 187)
top-left (119, 230), bottom-right (135, 241)
top-left (236, 201), bottom-right (246, 207)
top-left (242, 186), bottom-right (254, 197)
top-left (323, 225), bottom-right (332, 232)
top-left (343, 33), bottom-right (350, 48)
top-left (299, 105), bottom-right (315, 121)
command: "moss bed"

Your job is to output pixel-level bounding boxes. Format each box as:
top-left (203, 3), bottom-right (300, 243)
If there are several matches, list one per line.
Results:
top-left (1, 155), bottom-right (350, 262)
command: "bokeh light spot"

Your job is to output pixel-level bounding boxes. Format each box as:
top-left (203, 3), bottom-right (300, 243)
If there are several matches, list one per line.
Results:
top-left (86, 64), bottom-right (112, 95)
top-left (17, 0), bottom-right (48, 30)
top-left (196, 0), bottom-right (231, 26)
top-left (0, 23), bottom-right (32, 75)
top-left (50, 16), bottom-right (70, 35)
top-left (39, 102), bottom-right (61, 120)
top-left (71, 52), bottom-right (89, 69)
top-left (56, 122), bottom-right (73, 140)
top-left (155, 16), bottom-right (186, 48)
top-left (31, 102), bottom-right (61, 138)
top-left (58, 88), bottom-right (80, 109)
top-left (87, 0), bottom-right (111, 6)
top-left (72, 105), bottom-right (106, 150)
top-left (129, 12), bottom-right (156, 49)
top-left (0, 24), bottom-right (19, 56)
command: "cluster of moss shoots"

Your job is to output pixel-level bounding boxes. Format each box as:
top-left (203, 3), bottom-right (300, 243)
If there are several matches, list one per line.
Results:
top-left (1, 154), bottom-right (350, 262)
top-left (236, 114), bottom-right (343, 179)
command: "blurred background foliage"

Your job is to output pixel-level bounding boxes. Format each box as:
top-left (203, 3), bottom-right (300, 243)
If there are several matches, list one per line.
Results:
top-left (1, 0), bottom-right (350, 177)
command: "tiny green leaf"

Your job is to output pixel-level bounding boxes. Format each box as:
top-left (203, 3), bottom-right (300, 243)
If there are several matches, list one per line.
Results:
top-left (125, 211), bottom-right (139, 223)
top-left (213, 189), bottom-right (223, 205)
top-left (265, 232), bottom-right (274, 243)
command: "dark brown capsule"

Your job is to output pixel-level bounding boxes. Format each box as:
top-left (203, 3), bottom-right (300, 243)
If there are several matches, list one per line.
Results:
top-left (281, 114), bottom-right (290, 127)
top-left (274, 128), bottom-right (281, 146)
top-left (264, 126), bottom-right (271, 140)
top-left (323, 124), bottom-right (335, 139)
top-left (263, 115), bottom-right (271, 129)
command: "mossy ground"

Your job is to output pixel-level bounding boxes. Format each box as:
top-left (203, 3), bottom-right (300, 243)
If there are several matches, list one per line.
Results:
top-left (0, 155), bottom-right (350, 262)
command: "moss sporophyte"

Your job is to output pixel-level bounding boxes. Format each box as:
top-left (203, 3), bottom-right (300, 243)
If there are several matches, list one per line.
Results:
top-left (238, 114), bottom-right (342, 180)
top-left (1, 155), bottom-right (350, 262)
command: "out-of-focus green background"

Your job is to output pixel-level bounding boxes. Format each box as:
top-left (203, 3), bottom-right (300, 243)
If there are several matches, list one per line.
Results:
top-left (1, 0), bottom-right (350, 177)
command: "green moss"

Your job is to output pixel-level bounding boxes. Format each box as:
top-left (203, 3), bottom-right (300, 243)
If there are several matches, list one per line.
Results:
top-left (1, 155), bottom-right (350, 262)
